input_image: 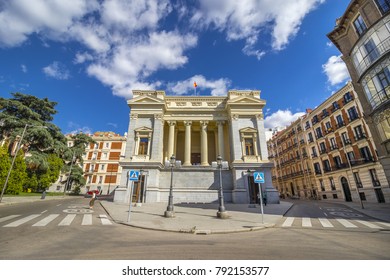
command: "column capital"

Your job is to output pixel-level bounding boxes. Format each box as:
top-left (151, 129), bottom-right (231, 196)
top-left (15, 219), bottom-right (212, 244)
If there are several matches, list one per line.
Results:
top-left (200, 120), bottom-right (209, 127)
top-left (184, 121), bottom-right (192, 126)
top-left (217, 121), bottom-right (225, 126)
top-left (167, 121), bottom-right (177, 126)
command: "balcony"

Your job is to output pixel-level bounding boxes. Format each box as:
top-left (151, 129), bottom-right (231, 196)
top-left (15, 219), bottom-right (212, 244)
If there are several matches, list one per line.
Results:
top-left (319, 148), bottom-right (327, 155)
top-left (330, 144), bottom-right (339, 151)
top-left (343, 139), bottom-right (352, 146)
top-left (355, 36), bottom-right (390, 77)
top-left (315, 169), bottom-right (322, 175)
top-left (368, 86), bottom-right (390, 110)
top-left (350, 157), bottom-right (375, 166)
top-left (354, 133), bottom-right (367, 141)
top-left (336, 121), bottom-right (345, 129)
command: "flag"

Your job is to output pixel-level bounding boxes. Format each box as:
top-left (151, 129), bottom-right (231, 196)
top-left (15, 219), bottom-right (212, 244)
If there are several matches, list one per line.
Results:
top-left (194, 81), bottom-right (197, 88)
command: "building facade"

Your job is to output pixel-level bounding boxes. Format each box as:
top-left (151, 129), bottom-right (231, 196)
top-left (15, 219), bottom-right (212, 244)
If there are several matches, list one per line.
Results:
top-left (50, 132), bottom-right (126, 194)
top-left (267, 82), bottom-right (389, 203)
top-left (328, 0), bottom-right (390, 189)
top-left (115, 89), bottom-right (279, 204)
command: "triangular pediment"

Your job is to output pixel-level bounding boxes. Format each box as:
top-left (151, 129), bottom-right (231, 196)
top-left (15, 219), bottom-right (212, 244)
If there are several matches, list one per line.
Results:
top-left (240, 127), bottom-right (258, 133)
top-left (228, 96), bottom-right (263, 104)
top-left (129, 94), bottom-right (164, 104)
top-left (135, 126), bottom-right (153, 133)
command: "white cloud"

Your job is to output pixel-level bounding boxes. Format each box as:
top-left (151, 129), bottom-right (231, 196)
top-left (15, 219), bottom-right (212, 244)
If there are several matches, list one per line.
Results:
top-left (67, 121), bottom-right (93, 135)
top-left (169, 75), bottom-right (232, 96)
top-left (21, 64), bottom-right (27, 73)
top-left (264, 109), bottom-right (305, 128)
top-left (0, 0), bottom-right (99, 47)
top-left (191, 0), bottom-right (325, 54)
top-left (322, 55), bottom-right (350, 86)
top-left (43, 61), bottom-right (70, 80)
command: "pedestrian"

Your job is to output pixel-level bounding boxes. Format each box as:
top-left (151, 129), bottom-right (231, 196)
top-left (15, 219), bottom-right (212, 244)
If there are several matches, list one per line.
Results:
top-left (263, 192), bottom-right (267, 206)
top-left (89, 192), bottom-right (96, 209)
top-left (41, 190), bottom-right (46, 199)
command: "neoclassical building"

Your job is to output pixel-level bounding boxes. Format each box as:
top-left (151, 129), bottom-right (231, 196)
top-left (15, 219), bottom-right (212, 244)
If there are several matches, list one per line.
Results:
top-left (115, 89), bottom-right (279, 204)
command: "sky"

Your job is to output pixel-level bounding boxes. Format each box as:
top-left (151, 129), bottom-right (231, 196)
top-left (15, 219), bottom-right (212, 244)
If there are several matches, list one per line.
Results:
top-left (0, 0), bottom-right (351, 135)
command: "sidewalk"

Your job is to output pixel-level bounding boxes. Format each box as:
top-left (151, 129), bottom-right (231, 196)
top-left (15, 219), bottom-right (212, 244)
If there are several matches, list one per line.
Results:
top-left (328, 200), bottom-right (390, 222)
top-left (100, 201), bottom-right (293, 234)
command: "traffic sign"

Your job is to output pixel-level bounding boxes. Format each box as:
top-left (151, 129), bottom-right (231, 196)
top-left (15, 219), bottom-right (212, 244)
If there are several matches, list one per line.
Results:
top-left (129, 170), bottom-right (140, 181)
top-left (253, 172), bottom-right (265, 183)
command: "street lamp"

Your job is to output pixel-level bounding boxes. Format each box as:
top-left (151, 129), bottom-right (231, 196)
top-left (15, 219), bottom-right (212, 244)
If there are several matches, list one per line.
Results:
top-left (164, 154), bottom-right (181, 218)
top-left (0, 124), bottom-right (47, 203)
top-left (212, 155), bottom-right (229, 219)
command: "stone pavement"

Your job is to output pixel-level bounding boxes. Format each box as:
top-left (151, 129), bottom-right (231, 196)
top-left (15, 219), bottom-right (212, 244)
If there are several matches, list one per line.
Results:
top-left (100, 200), bottom-right (293, 234)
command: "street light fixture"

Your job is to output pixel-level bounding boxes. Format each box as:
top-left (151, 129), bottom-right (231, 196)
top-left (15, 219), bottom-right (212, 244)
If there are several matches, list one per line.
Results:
top-left (164, 154), bottom-right (181, 218)
top-left (212, 155), bottom-right (229, 219)
top-left (0, 123), bottom-right (48, 203)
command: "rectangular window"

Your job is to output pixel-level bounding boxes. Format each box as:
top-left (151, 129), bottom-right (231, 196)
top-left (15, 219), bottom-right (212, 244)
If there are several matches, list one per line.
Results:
top-left (138, 138), bottom-right (149, 155)
top-left (364, 38), bottom-right (380, 63)
top-left (308, 132), bottom-right (314, 142)
top-left (323, 159), bottom-right (331, 172)
top-left (100, 164), bottom-right (105, 171)
top-left (369, 169), bottom-right (381, 186)
top-left (330, 177), bottom-right (336, 190)
top-left (332, 101), bottom-right (339, 111)
top-left (353, 172), bottom-right (363, 188)
top-left (330, 137), bottom-right (337, 150)
top-left (98, 176), bottom-right (103, 184)
top-left (319, 142), bottom-right (326, 154)
top-left (105, 142), bottom-right (110, 148)
top-left (342, 132), bottom-right (351, 145)
top-left (360, 146), bottom-right (372, 161)
top-left (354, 125), bottom-right (365, 140)
top-left (375, 0), bottom-right (390, 15)
top-left (245, 138), bottom-right (254, 155)
top-left (353, 15), bottom-right (367, 36)
top-left (322, 109), bottom-right (329, 119)
top-left (316, 127), bottom-right (323, 139)
top-left (312, 115), bottom-right (319, 124)
top-left (347, 151), bottom-right (356, 165)
top-left (334, 156), bottom-right (342, 168)
top-left (312, 147), bottom-right (317, 157)
top-left (314, 162), bottom-right (321, 174)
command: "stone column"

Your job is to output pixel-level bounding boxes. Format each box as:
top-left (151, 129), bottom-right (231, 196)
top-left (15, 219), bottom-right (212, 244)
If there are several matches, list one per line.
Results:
top-left (200, 121), bottom-right (209, 166)
top-left (167, 121), bottom-right (176, 158)
top-left (217, 121), bottom-right (225, 159)
top-left (183, 121), bottom-right (192, 166)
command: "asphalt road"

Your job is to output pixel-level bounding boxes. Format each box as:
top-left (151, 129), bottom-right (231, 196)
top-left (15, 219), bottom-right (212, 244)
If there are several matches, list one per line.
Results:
top-left (0, 198), bottom-right (389, 260)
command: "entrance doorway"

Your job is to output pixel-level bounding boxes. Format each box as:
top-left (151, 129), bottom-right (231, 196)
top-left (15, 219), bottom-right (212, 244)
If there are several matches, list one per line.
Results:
top-left (132, 175), bottom-right (146, 203)
top-left (247, 175), bottom-right (259, 204)
top-left (341, 177), bottom-right (352, 202)
top-left (374, 188), bottom-right (386, 203)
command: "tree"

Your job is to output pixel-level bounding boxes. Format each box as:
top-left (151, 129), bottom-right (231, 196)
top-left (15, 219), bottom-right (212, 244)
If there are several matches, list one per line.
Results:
top-left (0, 93), bottom-right (67, 192)
top-left (0, 145), bottom-right (11, 194)
top-left (7, 150), bottom-right (27, 195)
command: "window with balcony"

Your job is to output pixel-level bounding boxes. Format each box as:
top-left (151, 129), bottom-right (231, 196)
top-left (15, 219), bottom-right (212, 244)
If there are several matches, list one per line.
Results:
top-left (311, 146), bottom-right (318, 158)
top-left (375, 0), bottom-right (390, 15)
top-left (347, 151), bottom-right (356, 165)
top-left (330, 137), bottom-right (338, 150)
top-left (305, 121), bottom-right (310, 130)
top-left (319, 142), bottom-right (326, 154)
top-left (369, 169), bottom-right (381, 186)
top-left (353, 15), bottom-right (367, 36)
top-left (341, 132), bottom-right (351, 145)
top-left (348, 106), bottom-right (359, 122)
top-left (362, 67), bottom-right (390, 109)
top-left (364, 38), bottom-right (380, 63)
top-left (360, 146), bottom-right (373, 162)
top-left (343, 92), bottom-right (353, 104)
top-left (334, 156), bottom-right (343, 169)
top-left (332, 101), bottom-right (339, 111)
top-left (323, 160), bottom-right (331, 172)
top-left (354, 125), bottom-right (366, 140)
top-left (336, 115), bottom-right (344, 128)
top-left (322, 109), bottom-right (329, 119)
top-left (312, 115), bottom-right (319, 125)
top-left (316, 127), bottom-right (323, 139)
top-left (308, 132), bottom-right (314, 143)
top-left (325, 121), bottom-right (332, 133)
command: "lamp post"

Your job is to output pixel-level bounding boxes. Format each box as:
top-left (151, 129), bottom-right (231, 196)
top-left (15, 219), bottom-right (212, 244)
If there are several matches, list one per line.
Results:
top-left (164, 155), bottom-right (181, 218)
top-left (0, 124), bottom-right (47, 203)
top-left (215, 155), bottom-right (229, 219)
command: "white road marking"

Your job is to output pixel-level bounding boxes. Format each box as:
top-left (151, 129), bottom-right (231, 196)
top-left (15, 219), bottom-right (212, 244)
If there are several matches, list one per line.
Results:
top-left (32, 214), bottom-right (59, 227)
top-left (3, 214), bottom-right (41, 227)
top-left (318, 218), bottom-right (333, 228)
top-left (354, 220), bottom-right (383, 229)
top-left (282, 217), bottom-right (294, 227)
top-left (82, 214), bottom-right (92, 225)
top-left (41, 210), bottom-right (48, 214)
top-left (58, 214), bottom-right (76, 226)
top-left (0, 215), bottom-right (21, 223)
top-left (302, 217), bottom-right (312, 227)
top-left (99, 214), bottom-right (112, 225)
top-left (377, 222), bottom-right (390, 228)
top-left (336, 218), bottom-right (358, 228)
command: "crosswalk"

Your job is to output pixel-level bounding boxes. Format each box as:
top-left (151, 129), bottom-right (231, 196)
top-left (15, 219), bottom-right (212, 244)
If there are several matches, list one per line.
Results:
top-left (0, 213), bottom-right (113, 228)
top-left (280, 217), bottom-right (390, 230)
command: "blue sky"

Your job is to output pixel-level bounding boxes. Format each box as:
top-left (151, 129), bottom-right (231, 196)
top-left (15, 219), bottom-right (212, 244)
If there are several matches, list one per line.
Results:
top-left (0, 0), bottom-right (351, 135)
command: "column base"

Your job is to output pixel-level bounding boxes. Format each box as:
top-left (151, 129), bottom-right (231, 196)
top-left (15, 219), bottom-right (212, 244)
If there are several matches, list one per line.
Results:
top-left (217, 211), bottom-right (230, 219)
top-left (201, 162), bottom-right (210, 166)
top-left (164, 210), bottom-right (175, 218)
top-left (183, 162), bottom-right (192, 166)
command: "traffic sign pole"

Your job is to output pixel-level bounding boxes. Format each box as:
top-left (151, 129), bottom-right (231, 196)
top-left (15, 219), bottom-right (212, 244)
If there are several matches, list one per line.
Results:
top-left (127, 181), bottom-right (134, 223)
top-left (253, 172), bottom-right (265, 224)
top-left (258, 183), bottom-right (264, 224)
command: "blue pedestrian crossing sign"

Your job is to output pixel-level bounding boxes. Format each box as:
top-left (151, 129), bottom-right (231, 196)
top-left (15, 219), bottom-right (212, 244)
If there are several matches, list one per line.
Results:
top-left (129, 170), bottom-right (140, 181)
top-left (253, 172), bottom-right (265, 183)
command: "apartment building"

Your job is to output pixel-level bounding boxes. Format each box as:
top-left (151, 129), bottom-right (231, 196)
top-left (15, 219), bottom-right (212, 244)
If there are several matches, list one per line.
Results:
top-left (50, 131), bottom-right (127, 194)
top-left (268, 82), bottom-right (389, 203)
top-left (328, 0), bottom-right (390, 189)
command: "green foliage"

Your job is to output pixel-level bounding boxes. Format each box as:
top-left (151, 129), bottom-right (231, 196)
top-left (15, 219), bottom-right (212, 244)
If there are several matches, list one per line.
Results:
top-left (7, 150), bottom-right (27, 195)
top-left (0, 145), bottom-right (11, 193)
